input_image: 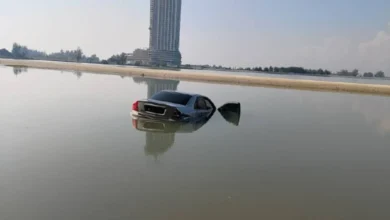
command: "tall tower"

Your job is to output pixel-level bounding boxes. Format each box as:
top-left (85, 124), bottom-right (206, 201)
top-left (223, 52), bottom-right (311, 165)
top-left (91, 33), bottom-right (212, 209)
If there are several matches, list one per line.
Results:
top-left (149, 0), bottom-right (182, 67)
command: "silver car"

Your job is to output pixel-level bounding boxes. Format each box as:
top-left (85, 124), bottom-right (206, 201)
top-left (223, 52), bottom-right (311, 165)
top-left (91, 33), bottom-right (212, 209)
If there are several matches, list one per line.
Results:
top-left (131, 90), bottom-right (240, 127)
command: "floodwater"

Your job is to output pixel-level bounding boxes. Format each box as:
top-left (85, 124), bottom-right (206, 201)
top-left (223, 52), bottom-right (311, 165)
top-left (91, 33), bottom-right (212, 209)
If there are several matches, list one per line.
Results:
top-left (1, 66), bottom-right (390, 220)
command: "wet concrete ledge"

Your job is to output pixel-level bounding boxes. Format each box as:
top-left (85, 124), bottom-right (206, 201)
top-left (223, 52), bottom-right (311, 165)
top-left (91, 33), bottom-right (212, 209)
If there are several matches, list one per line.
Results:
top-left (1, 58), bottom-right (390, 97)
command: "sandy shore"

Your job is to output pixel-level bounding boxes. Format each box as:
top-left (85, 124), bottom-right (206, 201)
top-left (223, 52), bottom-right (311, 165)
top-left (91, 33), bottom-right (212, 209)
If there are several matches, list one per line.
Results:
top-left (1, 58), bottom-right (390, 96)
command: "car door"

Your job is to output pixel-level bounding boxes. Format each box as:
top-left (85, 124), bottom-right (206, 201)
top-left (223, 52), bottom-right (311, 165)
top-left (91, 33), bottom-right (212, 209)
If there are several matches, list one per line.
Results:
top-left (194, 97), bottom-right (213, 119)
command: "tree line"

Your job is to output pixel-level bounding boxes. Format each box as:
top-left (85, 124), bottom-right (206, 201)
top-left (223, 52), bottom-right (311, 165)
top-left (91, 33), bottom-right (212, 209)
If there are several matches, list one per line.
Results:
top-left (237, 66), bottom-right (384, 77)
top-left (336, 69), bottom-right (385, 78)
top-left (104, 53), bottom-right (128, 65)
top-left (184, 64), bottom-right (386, 78)
top-left (10, 42), bottom-right (134, 66)
top-left (11, 43), bottom-right (91, 63)
top-left (250, 66), bottom-right (332, 75)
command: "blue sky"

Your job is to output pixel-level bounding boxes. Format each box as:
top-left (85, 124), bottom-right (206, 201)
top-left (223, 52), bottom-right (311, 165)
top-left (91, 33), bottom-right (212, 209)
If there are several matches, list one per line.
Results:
top-left (0, 0), bottom-right (389, 73)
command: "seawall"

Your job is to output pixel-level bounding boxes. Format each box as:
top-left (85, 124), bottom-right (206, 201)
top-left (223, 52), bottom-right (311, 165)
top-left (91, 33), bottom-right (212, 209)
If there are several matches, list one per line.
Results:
top-left (1, 58), bottom-right (390, 96)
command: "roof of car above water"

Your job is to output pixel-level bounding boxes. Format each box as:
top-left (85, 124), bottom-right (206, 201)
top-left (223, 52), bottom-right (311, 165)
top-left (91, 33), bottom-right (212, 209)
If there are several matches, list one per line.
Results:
top-left (156, 90), bottom-right (201, 97)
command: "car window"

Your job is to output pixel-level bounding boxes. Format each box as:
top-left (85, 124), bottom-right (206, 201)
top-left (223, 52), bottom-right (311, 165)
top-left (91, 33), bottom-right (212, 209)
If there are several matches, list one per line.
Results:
top-left (151, 91), bottom-right (192, 105)
top-left (204, 99), bottom-right (213, 109)
top-left (195, 97), bottom-right (207, 110)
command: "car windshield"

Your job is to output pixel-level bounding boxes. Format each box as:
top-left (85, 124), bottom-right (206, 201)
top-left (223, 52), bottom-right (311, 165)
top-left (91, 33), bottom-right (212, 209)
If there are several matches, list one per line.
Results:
top-left (151, 91), bottom-right (192, 105)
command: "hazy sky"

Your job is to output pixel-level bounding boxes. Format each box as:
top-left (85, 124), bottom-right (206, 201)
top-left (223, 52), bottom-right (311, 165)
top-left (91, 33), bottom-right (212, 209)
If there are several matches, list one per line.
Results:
top-left (1, 0), bottom-right (389, 73)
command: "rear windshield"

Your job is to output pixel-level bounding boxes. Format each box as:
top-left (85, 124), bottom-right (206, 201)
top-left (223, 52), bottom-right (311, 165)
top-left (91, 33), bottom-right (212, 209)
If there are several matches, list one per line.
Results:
top-left (151, 91), bottom-right (192, 105)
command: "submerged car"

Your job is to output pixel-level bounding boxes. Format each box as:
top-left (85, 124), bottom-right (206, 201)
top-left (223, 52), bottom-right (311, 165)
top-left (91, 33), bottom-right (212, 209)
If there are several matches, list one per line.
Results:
top-left (131, 90), bottom-right (240, 132)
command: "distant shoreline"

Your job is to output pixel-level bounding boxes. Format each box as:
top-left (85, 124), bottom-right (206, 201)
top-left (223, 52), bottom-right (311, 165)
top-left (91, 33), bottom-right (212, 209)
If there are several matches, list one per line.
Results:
top-left (1, 58), bottom-right (390, 97)
top-left (184, 67), bottom-right (390, 81)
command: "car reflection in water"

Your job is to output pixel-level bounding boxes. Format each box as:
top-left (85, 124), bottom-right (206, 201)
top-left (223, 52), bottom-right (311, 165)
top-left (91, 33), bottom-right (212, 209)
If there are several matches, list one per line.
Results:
top-left (132, 77), bottom-right (241, 159)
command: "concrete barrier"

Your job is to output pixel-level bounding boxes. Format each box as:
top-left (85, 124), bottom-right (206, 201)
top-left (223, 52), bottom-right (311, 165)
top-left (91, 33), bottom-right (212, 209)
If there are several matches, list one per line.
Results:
top-left (1, 58), bottom-right (390, 96)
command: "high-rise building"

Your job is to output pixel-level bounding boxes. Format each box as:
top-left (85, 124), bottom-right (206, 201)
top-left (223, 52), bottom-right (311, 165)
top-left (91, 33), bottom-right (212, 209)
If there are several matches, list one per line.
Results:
top-left (149, 0), bottom-right (182, 67)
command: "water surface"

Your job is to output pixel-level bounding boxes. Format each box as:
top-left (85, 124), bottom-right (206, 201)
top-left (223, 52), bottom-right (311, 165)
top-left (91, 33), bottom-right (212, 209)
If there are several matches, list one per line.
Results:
top-left (1, 66), bottom-right (390, 220)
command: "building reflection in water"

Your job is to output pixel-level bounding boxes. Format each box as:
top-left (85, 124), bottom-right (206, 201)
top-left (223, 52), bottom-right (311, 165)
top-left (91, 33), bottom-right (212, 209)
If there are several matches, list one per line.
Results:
top-left (133, 77), bottom-right (180, 159)
top-left (13, 66), bottom-right (28, 75)
top-left (73, 71), bottom-right (82, 79)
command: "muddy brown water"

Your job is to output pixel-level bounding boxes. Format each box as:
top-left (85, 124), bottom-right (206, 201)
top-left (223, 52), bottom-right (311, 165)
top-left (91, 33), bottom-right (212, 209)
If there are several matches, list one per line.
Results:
top-left (1, 67), bottom-right (390, 220)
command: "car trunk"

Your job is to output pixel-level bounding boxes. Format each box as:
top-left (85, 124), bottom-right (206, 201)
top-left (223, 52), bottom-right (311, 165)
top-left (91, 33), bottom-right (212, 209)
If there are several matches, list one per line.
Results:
top-left (137, 101), bottom-right (178, 120)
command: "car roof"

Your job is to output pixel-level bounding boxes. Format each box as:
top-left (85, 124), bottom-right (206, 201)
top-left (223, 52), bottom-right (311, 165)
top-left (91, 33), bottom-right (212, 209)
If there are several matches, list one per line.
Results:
top-left (157, 90), bottom-right (202, 97)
